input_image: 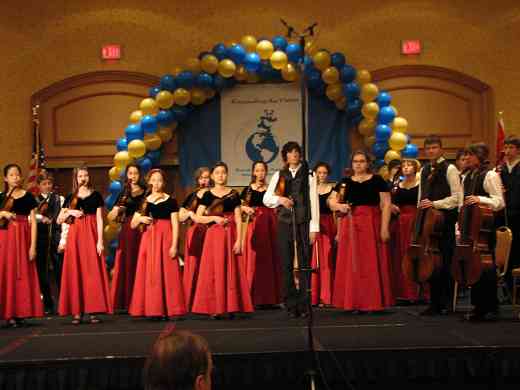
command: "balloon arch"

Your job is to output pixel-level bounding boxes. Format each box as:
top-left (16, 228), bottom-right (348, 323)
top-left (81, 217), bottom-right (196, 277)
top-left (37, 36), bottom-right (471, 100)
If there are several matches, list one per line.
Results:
top-left (103, 34), bottom-right (419, 262)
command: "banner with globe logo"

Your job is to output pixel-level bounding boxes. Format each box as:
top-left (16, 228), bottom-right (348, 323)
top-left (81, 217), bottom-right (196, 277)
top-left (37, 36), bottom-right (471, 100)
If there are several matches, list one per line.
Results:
top-left (221, 83), bottom-right (302, 186)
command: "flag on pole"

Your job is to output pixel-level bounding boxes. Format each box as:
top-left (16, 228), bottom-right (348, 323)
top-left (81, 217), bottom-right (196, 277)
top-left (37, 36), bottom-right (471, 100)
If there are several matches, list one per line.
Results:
top-left (27, 105), bottom-right (41, 195)
top-left (496, 111), bottom-right (505, 165)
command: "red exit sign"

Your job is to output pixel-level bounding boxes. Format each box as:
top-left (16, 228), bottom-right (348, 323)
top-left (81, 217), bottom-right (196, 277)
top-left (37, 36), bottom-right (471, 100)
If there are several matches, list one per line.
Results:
top-left (401, 40), bottom-right (421, 55)
top-left (101, 44), bottom-right (122, 60)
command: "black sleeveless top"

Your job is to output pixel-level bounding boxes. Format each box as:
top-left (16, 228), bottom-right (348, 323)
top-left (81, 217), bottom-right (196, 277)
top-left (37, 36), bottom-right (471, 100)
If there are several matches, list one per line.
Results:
top-left (334, 175), bottom-right (388, 206)
top-left (240, 187), bottom-right (266, 207)
top-left (147, 197), bottom-right (179, 220)
top-left (319, 190), bottom-right (333, 215)
top-left (392, 185), bottom-right (419, 206)
top-left (0, 192), bottom-right (38, 216)
top-left (64, 191), bottom-right (104, 215)
top-left (200, 190), bottom-right (241, 213)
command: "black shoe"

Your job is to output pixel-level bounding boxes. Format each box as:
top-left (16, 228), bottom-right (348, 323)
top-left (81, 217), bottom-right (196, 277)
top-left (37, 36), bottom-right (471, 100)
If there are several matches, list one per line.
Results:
top-left (287, 309), bottom-right (300, 318)
top-left (420, 306), bottom-right (441, 316)
top-left (465, 310), bottom-right (498, 322)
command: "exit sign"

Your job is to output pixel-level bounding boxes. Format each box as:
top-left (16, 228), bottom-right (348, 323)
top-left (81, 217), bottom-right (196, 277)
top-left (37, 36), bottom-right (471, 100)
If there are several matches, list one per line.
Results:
top-left (401, 40), bottom-right (421, 55)
top-left (101, 45), bottom-right (122, 60)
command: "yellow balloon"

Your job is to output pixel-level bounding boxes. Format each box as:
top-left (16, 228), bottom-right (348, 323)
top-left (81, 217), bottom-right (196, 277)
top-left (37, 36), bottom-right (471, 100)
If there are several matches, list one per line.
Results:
top-left (185, 57), bottom-right (201, 74)
top-left (365, 135), bottom-right (376, 148)
top-left (104, 222), bottom-right (121, 242)
top-left (129, 110), bottom-right (143, 124)
top-left (322, 66), bottom-right (340, 85)
top-left (200, 54), bottom-right (219, 74)
top-left (304, 40), bottom-right (318, 56)
top-left (313, 51), bottom-right (331, 71)
top-left (241, 35), bottom-right (258, 53)
top-left (144, 134), bottom-right (162, 151)
top-left (234, 65), bottom-right (248, 81)
top-left (108, 166), bottom-right (121, 181)
top-left (139, 98), bottom-right (159, 116)
top-left (191, 88), bottom-right (206, 106)
top-left (204, 88), bottom-right (216, 100)
top-left (378, 165), bottom-right (390, 181)
top-left (392, 117), bottom-right (408, 133)
top-left (326, 83), bottom-right (343, 101)
top-left (270, 50), bottom-right (288, 70)
top-left (158, 126), bottom-right (173, 142)
top-left (114, 151), bottom-right (131, 169)
top-left (218, 59), bottom-right (236, 78)
top-left (281, 63), bottom-right (298, 82)
top-left (256, 40), bottom-right (274, 60)
top-left (360, 83), bottom-right (379, 102)
top-left (246, 72), bottom-right (260, 83)
top-left (128, 139), bottom-right (146, 159)
top-left (358, 118), bottom-right (377, 136)
top-left (156, 90), bottom-right (174, 109)
top-left (361, 102), bottom-right (380, 119)
top-left (388, 131), bottom-right (408, 151)
top-left (172, 66), bottom-right (183, 76)
top-left (173, 88), bottom-right (191, 106)
top-left (356, 69), bottom-right (372, 85)
top-left (384, 149), bottom-right (401, 164)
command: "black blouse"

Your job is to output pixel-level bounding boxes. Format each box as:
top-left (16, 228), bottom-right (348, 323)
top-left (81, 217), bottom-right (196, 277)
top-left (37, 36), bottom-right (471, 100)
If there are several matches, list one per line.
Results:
top-left (334, 175), bottom-right (389, 206)
top-left (181, 190), bottom-right (203, 212)
top-left (64, 191), bottom-right (104, 215)
top-left (147, 197), bottom-right (179, 220)
top-left (200, 190), bottom-right (241, 213)
top-left (116, 191), bottom-right (145, 217)
top-left (240, 187), bottom-right (266, 207)
top-left (0, 192), bottom-right (38, 216)
top-left (319, 190), bottom-right (333, 215)
top-left (392, 185), bottom-right (419, 206)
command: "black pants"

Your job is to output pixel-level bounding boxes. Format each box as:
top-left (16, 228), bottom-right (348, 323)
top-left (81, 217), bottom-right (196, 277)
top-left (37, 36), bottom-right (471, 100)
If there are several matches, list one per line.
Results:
top-left (277, 220), bottom-right (311, 313)
top-left (471, 266), bottom-right (498, 314)
top-left (36, 231), bottom-right (59, 310)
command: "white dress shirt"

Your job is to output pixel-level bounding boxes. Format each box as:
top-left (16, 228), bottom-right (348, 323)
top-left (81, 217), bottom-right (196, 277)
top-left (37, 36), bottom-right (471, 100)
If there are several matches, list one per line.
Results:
top-left (417, 158), bottom-right (462, 210)
top-left (461, 170), bottom-right (505, 212)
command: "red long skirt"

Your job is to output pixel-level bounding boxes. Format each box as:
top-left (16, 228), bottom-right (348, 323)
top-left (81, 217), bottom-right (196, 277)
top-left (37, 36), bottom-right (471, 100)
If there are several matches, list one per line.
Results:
top-left (191, 214), bottom-right (254, 315)
top-left (332, 206), bottom-right (395, 311)
top-left (0, 216), bottom-right (44, 319)
top-left (244, 207), bottom-right (281, 305)
top-left (129, 220), bottom-right (186, 317)
top-left (110, 220), bottom-right (142, 311)
top-left (311, 214), bottom-right (336, 305)
top-left (390, 206), bottom-right (429, 301)
top-left (58, 215), bottom-right (112, 316)
top-left (182, 223), bottom-right (207, 310)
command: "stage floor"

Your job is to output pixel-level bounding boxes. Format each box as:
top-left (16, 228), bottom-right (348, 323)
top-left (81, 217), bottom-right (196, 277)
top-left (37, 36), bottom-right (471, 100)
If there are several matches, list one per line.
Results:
top-left (1, 304), bottom-right (520, 389)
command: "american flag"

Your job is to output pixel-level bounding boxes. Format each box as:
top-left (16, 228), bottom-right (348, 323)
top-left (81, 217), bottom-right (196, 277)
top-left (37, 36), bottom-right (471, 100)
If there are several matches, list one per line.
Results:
top-left (27, 105), bottom-right (44, 195)
top-left (496, 111), bottom-right (505, 166)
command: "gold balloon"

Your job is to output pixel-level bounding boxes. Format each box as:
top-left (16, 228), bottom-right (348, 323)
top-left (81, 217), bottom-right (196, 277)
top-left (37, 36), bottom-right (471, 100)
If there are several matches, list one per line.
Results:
top-left (358, 118), bottom-right (377, 136)
top-left (246, 72), bottom-right (260, 83)
top-left (218, 59), bottom-right (236, 78)
top-left (172, 66), bottom-right (183, 76)
top-left (384, 149), bottom-right (401, 164)
top-left (200, 54), bottom-right (219, 74)
top-left (185, 57), bottom-right (201, 74)
top-left (234, 65), bottom-right (248, 81)
top-left (361, 102), bottom-right (380, 119)
top-left (191, 88), bottom-right (206, 106)
top-left (204, 88), bottom-right (216, 99)
top-left (173, 88), bottom-right (191, 106)
top-left (128, 139), bottom-right (146, 159)
top-left (388, 131), bottom-right (408, 151)
top-left (104, 222), bottom-right (121, 242)
top-left (158, 126), bottom-right (173, 142)
top-left (364, 135), bottom-right (376, 148)
top-left (312, 51), bottom-right (331, 71)
top-left (129, 110), bottom-right (143, 124)
top-left (281, 63), bottom-right (298, 82)
top-left (114, 151), bottom-right (131, 169)
top-left (322, 66), bottom-right (340, 85)
top-left (360, 83), bottom-right (379, 102)
top-left (241, 35), bottom-right (258, 53)
top-left (378, 165), bottom-right (390, 181)
top-left (144, 134), bottom-right (162, 151)
top-left (256, 40), bottom-right (274, 60)
top-left (139, 98), bottom-right (159, 116)
top-left (156, 90), bottom-right (174, 109)
top-left (304, 40), bottom-right (318, 56)
top-left (392, 117), bottom-right (408, 133)
top-left (326, 83), bottom-right (343, 101)
top-left (108, 166), bottom-right (121, 181)
top-left (356, 69), bottom-right (372, 85)
top-left (270, 50), bottom-right (288, 70)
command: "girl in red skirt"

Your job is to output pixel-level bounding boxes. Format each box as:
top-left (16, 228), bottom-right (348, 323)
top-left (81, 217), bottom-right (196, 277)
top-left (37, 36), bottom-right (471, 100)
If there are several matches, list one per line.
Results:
top-left (57, 166), bottom-right (112, 324)
top-left (107, 164), bottom-right (145, 312)
top-left (329, 151), bottom-right (395, 312)
top-left (179, 167), bottom-right (211, 311)
top-left (129, 169), bottom-right (186, 319)
top-left (0, 164), bottom-right (43, 328)
top-left (191, 162), bottom-right (253, 318)
top-left (311, 162), bottom-right (336, 307)
top-left (240, 161), bottom-right (281, 307)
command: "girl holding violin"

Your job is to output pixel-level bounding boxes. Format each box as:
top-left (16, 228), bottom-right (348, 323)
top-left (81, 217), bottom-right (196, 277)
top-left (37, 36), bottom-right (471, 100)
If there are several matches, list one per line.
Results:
top-left (129, 169), bottom-right (186, 319)
top-left (179, 167), bottom-right (211, 311)
top-left (328, 150), bottom-right (394, 312)
top-left (191, 162), bottom-right (253, 319)
top-left (240, 161), bottom-right (282, 307)
top-left (107, 164), bottom-right (146, 312)
top-left (57, 166), bottom-right (112, 324)
top-left (0, 164), bottom-right (43, 327)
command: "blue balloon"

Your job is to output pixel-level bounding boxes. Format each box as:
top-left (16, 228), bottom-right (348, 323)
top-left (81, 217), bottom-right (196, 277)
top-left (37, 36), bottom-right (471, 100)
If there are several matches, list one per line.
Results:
top-left (306, 69), bottom-right (323, 90)
top-left (340, 65), bottom-right (357, 83)
top-left (141, 115), bottom-right (158, 134)
top-left (375, 124), bottom-right (392, 141)
top-left (105, 253), bottom-right (115, 266)
top-left (225, 77), bottom-right (238, 88)
top-left (272, 35), bottom-right (288, 51)
top-left (109, 180), bottom-right (122, 196)
top-left (374, 158), bottom-right (385, 169)
top-left (105, 194), bottom-right (116, 210)
top-left (244, 52), bottom-right (261, 72)
top-left (212, 43), bottom-right (227, 60)
top-left (109, 239), bottom-right (119, 250)
top-left (286, 43), bottom-right (302, 63)
top-left (125, 123), bottom-right (144, 142)
top-left (258, 61), bottom-right (273, 80)
top-left (116, 137), bottom-right (128, 151)
top-left (213, 74), bottom-right (227, 92)
top-left (137, 157), bottom-right (153, 173)
top-left (376, 91), bottom-right (392, 107)
top-left (228, 44), bottom-right (246, 65)
top-left (176, 71), bottom-right (195, 90)
top-left (343, 82), bottom-right (360, 99)
top-left (372, 143), bottom-right (388, 159)
top-left (149, 86), bottom-right (161, 98)
top-left (147, 150), bottom-right (162, 165)
top-left (378, 106), bottom-right (396, 125)
top-left (347, 98), bottom-right (362, 115)
top-left (156, 110), bottom-right (174, 126)
top-left (196, 72), bottom-right (214, 88)
top-left (171, 106), bottom-right (189, 123)
top-left (402, 143), bottom-right (419, 158)
top-left (309, 82), bottom-right (326, 97)
top-left (160, 74), bottom-right (177, 92)
top-left (331, 52), bottom-right (346, 68)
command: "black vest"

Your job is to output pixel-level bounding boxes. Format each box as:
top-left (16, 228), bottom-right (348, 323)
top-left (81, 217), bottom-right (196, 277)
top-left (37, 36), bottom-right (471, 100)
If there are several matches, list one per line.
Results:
top-left (500, 162), bottom-right (520, 217)
top-left (37, 192), bottom-right (62, 240)
top-left (463, 168), bottom-right (491, 198)
top-left (277, 163), bottom-right (312, 225)
top-left (420, 159), bottom-right (451, 201)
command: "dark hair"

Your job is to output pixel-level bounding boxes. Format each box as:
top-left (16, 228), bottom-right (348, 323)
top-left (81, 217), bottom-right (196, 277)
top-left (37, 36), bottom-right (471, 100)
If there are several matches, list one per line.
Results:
top-left (350, 150), bottom-right (373, 174)
top-left (193, 166), bottom-right (211, 187)
top-left (281, 141), bottom-right (302, 163)
top-left (455, 148), bottom-right (466, 161)
top-left (465, 142), bottom-right (489, 163)
top-left (504, 135), bottom-right (520, 149)
top-left (72, 165), bottom-right (93, 192)
top-left (3, 164), bottom-right (22, 193)
top-left (387, 159), bottom-right (401, 172)
top-left (37, 169), bottom-right (54, 184)
top-left (145, 168), bottom-right (168, 192)
top-left (144, 329), bottom-right (210, 390)
top-left (313, 161), bottom-right (331, 174)
top-left (423, 135), bottom-right (443, 148)
top-left (211, 161), bottom-right (228, 174)
top-left (250, 161), bottom-right (268, 184)
top-left (124, 163), bottom-right (145, 189)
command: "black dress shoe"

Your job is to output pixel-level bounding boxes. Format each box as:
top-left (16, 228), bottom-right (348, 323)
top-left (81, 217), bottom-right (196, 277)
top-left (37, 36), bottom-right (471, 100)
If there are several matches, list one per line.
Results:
top-left (465, 310), bottom-right (498, 322)
top-left (419, 306), bottom-right (440, 316)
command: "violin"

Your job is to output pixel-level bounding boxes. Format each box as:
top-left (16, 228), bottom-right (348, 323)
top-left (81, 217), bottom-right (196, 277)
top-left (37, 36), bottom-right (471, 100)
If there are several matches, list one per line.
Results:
top-left (241, 186), bottom-right (254, 223)
top-left (274, 174), bottom-right (286, 197)
top-left (65, 190), bottom-right (80, 224)
top-left (114, 184), bottom-right (132, 224)
top-left (0, 187), bottom-right (17, 229)
top-left (204, 190), bottom-right (238, 217)
top-left (137, 187), bottom-right (152, 233)
top-left (402, 163), bottom-right (444, 283)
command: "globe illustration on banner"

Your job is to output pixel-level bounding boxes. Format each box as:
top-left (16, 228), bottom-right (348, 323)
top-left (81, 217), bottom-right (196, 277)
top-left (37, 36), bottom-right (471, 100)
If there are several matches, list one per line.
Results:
top-left (245, 109), bottom-right (280, 164)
